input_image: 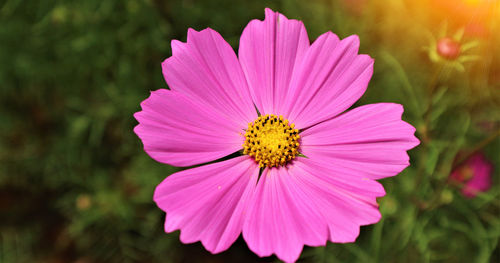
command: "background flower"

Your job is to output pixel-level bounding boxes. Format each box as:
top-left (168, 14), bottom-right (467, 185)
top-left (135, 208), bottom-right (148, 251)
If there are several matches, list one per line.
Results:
top-left (450, 153), bottom-right (493, 198)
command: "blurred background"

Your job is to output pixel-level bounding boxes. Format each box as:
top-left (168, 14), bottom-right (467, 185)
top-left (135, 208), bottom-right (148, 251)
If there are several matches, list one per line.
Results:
top-left (0, 0), bottom-right (499, 262)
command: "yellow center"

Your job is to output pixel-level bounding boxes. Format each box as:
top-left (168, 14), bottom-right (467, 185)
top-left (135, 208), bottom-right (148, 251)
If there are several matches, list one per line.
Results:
top-left (243, 114), bottom-right (300, 168)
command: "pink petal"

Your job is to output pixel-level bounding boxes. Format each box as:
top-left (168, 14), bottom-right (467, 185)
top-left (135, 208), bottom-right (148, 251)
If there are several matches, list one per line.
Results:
top-left (154, 156), bottom-right (259, 253)
top-left (134, 89), bottom-right (244, 167)
top-left (290, 158), bottom-right (384, 243)
top-left (162, 28), bottom-right (256, 130)
top-left (301, 103), bottom-right (420, 179)
top-left (239, 8), bottom-right (310, 115)
top-left (283, 32), bottom-right (373, 129)
top-left (242, 167), bottom-right (328, 263)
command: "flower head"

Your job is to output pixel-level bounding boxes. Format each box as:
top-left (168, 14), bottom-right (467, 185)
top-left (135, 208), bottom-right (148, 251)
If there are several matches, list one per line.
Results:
top-left (134, 8), bottom-right (419, 262)
top-left (425, 26), bottom-right (479, 72)
top-left (450, 153), bottom-right (493, 198)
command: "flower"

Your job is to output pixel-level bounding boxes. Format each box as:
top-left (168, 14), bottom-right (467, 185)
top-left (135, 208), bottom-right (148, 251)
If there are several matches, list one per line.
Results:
top-left (450, 153), bottom-right (493, 198)
top-left (134, 8), bottom-right (419, 262)
top-left (425, 26), bottom-right (479, 72)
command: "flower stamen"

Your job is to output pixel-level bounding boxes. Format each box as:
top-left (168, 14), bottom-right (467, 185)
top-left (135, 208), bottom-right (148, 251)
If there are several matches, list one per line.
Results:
top-left (243, 114), bottom-right (300, 168)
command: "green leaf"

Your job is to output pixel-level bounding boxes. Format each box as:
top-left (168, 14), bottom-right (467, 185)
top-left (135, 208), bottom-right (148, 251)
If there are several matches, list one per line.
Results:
top-left (431, 86), bottom-right (448, 106)
top-left (381, 51), bottom-right (423, 117)
top-left (425, 144), bottom-right (440, 175)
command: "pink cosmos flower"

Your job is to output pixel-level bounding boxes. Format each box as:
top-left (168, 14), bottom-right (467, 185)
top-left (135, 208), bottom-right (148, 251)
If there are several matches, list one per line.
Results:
top-left (134, 8), bottom-right (419, 262)
top-left (450, 153), bottom-right (493, 198)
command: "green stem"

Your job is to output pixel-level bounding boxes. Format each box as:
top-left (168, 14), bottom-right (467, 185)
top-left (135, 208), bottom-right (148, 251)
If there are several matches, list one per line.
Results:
top-left (415, 65), bottom-right (443, 189)
top-left (421, 65), bottom-right (443, 143)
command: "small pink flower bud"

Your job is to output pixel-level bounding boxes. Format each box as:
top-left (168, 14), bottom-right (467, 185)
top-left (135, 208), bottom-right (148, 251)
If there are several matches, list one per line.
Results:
top-left (437, 37), bottom-right (461, 60)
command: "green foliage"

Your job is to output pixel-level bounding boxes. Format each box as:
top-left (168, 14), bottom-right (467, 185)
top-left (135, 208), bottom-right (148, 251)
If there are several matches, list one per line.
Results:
top-left (0, 0), bottom-right (499, 262)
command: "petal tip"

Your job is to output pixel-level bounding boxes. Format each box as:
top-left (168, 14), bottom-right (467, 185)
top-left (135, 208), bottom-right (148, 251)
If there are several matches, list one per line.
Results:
top-left (264, 7), bottom-right (277, 17)
top-left (343, 34), bottom-right (360, 48)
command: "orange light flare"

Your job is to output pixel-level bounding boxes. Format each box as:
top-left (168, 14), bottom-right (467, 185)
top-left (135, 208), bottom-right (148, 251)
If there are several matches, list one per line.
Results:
top-left (432, 0), bottom-right (500, 38)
